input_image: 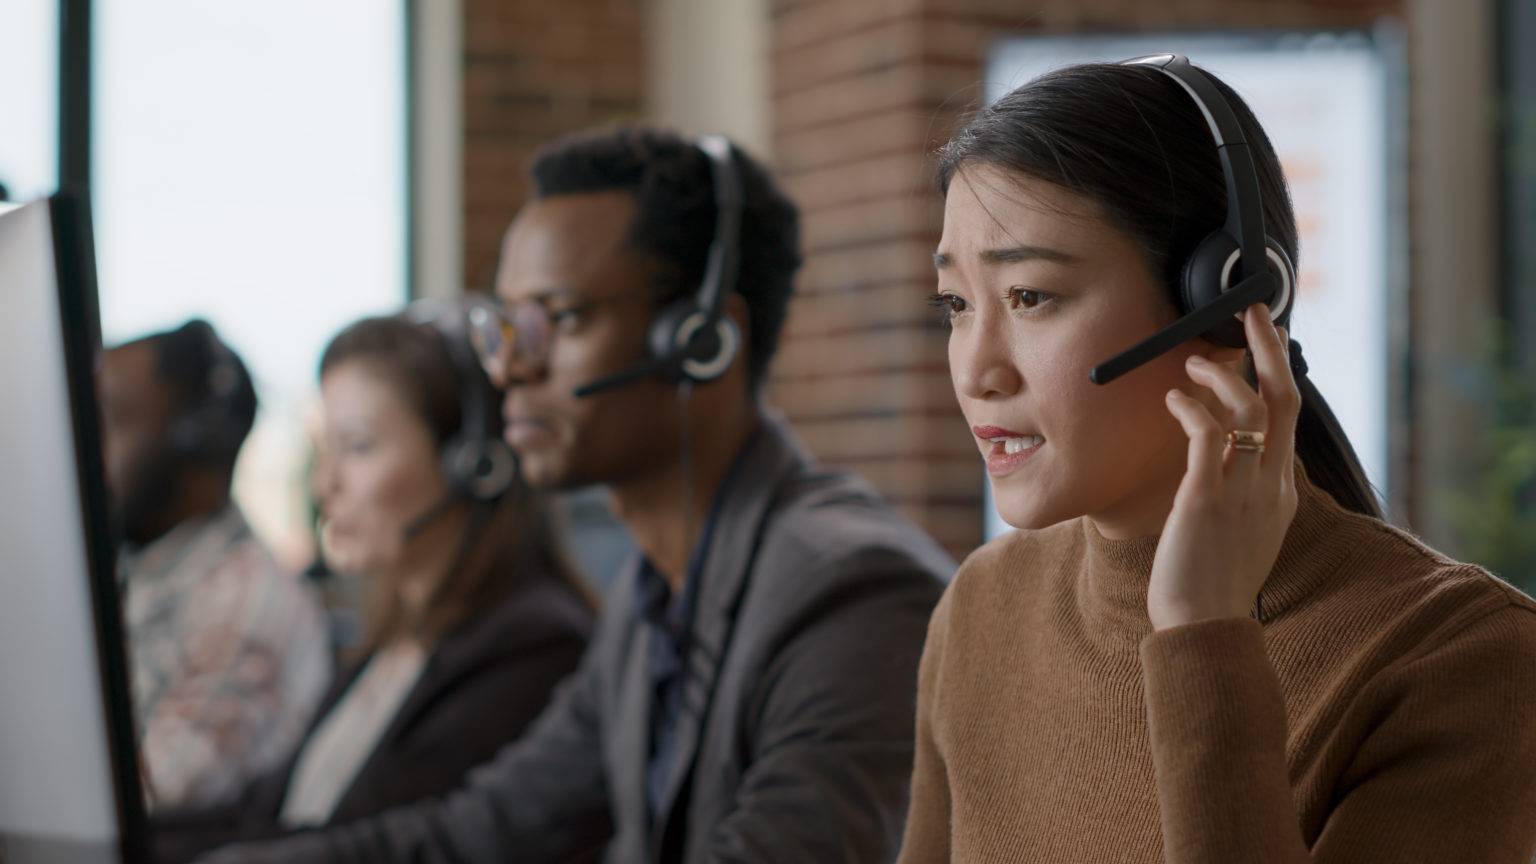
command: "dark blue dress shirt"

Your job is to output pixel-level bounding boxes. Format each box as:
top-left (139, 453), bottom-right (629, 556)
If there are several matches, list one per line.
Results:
top-left (636, 427), bottom-right (761, 825)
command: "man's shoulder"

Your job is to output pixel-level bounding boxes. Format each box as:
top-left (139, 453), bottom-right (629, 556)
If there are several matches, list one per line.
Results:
top-left (451, 579), bottom-right (595, 661)
top-left (750, 466), bottom-right (955, 599)
top-left (179, 513), bottom-right (328, 646)
top-left (210, 531), bottom-right (315, 608)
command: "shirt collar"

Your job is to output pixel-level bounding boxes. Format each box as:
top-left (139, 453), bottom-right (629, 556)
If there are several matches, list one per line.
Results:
top-left (119, 505), bottom-right (248, 584)
top-left (633, 424), bottom-right (765, 629)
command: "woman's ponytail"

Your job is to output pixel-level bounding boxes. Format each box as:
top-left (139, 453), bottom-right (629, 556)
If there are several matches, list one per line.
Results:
top-left (1294, 376), bottom-right (1384, 518)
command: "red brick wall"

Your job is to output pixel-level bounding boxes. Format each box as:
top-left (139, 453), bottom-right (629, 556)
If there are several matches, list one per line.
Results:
top-left (461, 0), bottom-right (646, 290)
top-left (768, 0), bottom-right (1404, 561)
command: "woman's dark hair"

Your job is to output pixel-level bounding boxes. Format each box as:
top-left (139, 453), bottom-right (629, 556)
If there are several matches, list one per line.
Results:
top-left (319, 316), bottom-right (594, 653)
top-left (937, 62), bottom-right (1382, 518)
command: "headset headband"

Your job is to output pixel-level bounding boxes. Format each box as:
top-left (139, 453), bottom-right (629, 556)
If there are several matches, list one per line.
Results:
top-left (1121, 54), bottom-right (1268, 284)
top-left (405, 303), bottom-right (485, 438)
top-left (694, 134), bottom-right (743, 328)
top-left (570, 134), bottom-right (745, 397)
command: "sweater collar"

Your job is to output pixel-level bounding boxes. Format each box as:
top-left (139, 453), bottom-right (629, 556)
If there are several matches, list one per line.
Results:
top-left (1076, 460), bottom-right (1357, 635)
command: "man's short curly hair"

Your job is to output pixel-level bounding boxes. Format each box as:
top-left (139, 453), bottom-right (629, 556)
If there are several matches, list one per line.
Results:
top-left (528, 126), bottom-right (802, 387)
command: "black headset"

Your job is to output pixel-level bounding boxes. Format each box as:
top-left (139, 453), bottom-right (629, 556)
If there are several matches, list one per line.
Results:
top-left (573, 134), bottom-right (744, 398)
top-left (167, 319), bottom-right (250, 462)
top-left (1089, 53), bottom-right (1297, 386)
top-left (405, 299), bottom-right (519, 503)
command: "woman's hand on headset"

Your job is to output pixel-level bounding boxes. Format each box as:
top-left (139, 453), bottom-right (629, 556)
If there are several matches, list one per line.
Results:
top-left (1147, 303), bottom-right (1302, 631)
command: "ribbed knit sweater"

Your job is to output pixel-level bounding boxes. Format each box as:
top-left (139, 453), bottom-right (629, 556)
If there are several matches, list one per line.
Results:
top-left (897, 469), bottom-right (1536, 863)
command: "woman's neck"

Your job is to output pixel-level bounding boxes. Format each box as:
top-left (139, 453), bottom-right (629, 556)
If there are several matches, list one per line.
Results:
top-left (1086, 453), bottom-right (1187, 540)
top-left (384, 505), bottom-right (469, 617)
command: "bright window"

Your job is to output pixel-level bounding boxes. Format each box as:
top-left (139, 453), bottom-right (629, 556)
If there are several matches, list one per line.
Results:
top-left (0, 0), bottom-right (58, 201)
top-left (92, 0), bottom-right (409, 564)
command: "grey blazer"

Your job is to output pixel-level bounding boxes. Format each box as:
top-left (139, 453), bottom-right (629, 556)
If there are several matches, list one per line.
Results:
top-left (210, 418), bottom-right (954, 864)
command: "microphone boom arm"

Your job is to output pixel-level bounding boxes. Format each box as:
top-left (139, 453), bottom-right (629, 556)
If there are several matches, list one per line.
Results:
top-left (1089, 271), bottom-right (1276, 386)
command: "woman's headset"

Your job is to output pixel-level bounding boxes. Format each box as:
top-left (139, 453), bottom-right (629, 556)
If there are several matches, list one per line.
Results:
top-left (1090, 53), bottom-right (1297, 385)
top-left (404, 300), bottom-right (519, 503)
top-left (573, 134), bottom-right (744, 398)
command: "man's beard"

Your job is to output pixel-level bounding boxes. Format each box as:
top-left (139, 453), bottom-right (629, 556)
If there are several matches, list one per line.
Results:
top-left (111, 444), bottom-right (187, 550)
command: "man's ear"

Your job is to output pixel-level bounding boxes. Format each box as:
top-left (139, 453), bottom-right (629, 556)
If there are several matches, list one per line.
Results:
top-left (724, 293), bottom-right (751, 352)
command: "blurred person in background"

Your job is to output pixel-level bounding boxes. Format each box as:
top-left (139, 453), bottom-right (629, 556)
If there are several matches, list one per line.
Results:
top-left (101, 319), bottom-right (331, 810)
top-left (898, 57), bottom-right (1536, 863)
top-left (195, 126), bottom-right (952, 864)
top-left (152, 309), bottom-right (594, 863)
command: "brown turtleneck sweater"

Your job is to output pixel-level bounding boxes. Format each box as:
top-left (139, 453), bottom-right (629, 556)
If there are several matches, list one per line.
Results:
top-left (897, 469), bottom-right (1536, 863)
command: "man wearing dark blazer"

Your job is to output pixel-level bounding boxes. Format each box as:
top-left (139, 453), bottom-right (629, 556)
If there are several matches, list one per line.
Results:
top-left (200, 127), bottom-right (953, 864)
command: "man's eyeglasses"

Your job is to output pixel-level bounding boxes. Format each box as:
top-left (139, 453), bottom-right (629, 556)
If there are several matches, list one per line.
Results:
top-left (465, 290), bottom-right (649, 379)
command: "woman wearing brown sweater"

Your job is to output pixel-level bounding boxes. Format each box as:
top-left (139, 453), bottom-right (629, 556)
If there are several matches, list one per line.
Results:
top-left (898, 56), bottom-right (1536, 862)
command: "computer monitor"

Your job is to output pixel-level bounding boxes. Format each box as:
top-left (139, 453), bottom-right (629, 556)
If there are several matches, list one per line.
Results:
top-left (0, 195), bottom-right (145, 863)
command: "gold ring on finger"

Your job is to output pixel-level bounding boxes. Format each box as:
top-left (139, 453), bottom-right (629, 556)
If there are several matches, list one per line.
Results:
top-left (1226, 429), bottom-right (1266, 454)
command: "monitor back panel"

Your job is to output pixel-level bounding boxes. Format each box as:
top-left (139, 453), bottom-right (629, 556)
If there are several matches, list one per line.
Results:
top-left (0, 199), bottom-right (127, 864)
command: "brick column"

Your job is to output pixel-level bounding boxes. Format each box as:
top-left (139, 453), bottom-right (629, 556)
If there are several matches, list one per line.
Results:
top-left (768, 0), bottom-right (1403, 561)
top-left (767, 1), bottom-right (988, 559)
top-left (461, 0), bottom-right (646, 290)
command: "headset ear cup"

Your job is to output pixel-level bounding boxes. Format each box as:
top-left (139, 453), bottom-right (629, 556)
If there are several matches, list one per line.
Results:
top-left (648, 298), bottom-right (696, 368)
top-left (169, 415), bottom-right (202, 457)
top-left (647, 297), bottom-right (738, 385)
top-left (1180, 233), bottom-right (1297, 350)
top-left (442, 436), bottom-right (517, 501)
top-left (1264, 239), bottom-right (1297, 329)
top-left (440, 437), bottom-right (471, 498)
top-left (682, 316), bottom-right (739, 384)
top-left (169, 404), bottom-right (238, 462)
top-left (1181, 232), bottom-right (1246, 348)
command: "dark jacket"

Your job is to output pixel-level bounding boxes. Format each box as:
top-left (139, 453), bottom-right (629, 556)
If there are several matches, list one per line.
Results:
top-left (154, 576), bottom-right (593, 863)
top-left (203, 417), bottom-right (955, 864)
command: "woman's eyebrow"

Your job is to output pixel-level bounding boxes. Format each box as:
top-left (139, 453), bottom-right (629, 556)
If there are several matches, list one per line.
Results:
top-left (932, 244), bottom-right (1080, 269)
top-left (979, 244), bottom-right (1080, 265)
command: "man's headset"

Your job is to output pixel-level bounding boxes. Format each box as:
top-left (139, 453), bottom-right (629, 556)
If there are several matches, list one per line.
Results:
top-left (404, 300), bottom-right (519, 506)
top-left (167, 319), bottom-right (250, 462)
top-left (1089, 54), bottom-right (1297, 386)
top-left (572, 134), bottom-right (744, 398)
